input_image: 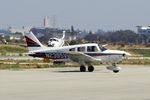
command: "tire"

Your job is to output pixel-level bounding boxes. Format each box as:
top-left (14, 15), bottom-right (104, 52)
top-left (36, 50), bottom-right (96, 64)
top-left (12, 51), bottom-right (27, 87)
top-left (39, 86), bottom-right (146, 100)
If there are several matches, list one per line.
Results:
top-left (113, 70), bottom-right (119, 73)
top-left (80, 65), bottom-right (86, 72)
top-left (88, 65), bottom-right (94, 72)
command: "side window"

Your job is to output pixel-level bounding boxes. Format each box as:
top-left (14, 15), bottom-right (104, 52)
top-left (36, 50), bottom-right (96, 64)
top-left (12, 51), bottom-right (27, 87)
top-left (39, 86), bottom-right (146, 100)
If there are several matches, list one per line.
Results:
top-left (87, 46), bottom-right (97, 52)
top-left (69, 48), bottom-right (75, 51)
top-left (77, 47), bottom-right (85, 52)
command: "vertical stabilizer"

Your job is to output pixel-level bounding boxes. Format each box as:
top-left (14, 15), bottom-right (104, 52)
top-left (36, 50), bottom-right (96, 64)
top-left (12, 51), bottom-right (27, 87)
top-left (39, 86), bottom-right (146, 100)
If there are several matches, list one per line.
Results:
top-left (24, 31), bottom-right (45, 51)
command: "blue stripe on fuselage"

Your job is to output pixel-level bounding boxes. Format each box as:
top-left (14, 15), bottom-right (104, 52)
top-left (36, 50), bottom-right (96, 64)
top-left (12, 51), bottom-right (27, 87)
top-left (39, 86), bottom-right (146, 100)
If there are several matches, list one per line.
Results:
top-left (29, 52), bottom-right (123, 59)
top-left (29, 52), bottom-right (68, 59)
top-left (85, 53), bottom-right (123, 56)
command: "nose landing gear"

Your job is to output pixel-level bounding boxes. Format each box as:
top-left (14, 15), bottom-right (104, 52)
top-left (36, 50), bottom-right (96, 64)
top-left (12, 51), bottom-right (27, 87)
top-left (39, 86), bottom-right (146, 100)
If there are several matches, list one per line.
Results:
top-left (106, 63), bottom-right (121, 73)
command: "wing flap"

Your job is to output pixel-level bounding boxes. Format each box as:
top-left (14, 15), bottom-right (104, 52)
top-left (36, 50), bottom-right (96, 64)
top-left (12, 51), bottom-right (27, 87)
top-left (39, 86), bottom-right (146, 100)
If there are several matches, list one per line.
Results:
top-left (67, 51), bottom-right (98, 64)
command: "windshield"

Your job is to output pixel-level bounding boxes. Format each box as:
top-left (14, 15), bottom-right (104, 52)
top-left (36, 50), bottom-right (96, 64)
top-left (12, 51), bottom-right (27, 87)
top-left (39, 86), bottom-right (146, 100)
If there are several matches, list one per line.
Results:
top-left (99, 46), bottom-right (107, 51)
top-left (87, 46), bottom-right (98, 52)
top-left (49, 38), bottom-right (58, 42)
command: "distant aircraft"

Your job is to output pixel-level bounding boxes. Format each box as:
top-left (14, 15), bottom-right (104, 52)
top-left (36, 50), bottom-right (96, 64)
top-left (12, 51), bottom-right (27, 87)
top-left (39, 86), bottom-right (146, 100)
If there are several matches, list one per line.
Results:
top-left (48, 31), bottom-right (65, 47)
top-left (0, 33), bottom-right (8, 44)
top-left (24, 31), bottom-right (131, 73)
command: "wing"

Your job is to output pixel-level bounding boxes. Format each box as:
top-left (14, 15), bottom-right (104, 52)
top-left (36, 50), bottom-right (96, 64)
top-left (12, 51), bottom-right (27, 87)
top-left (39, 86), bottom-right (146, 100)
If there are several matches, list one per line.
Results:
top-left (67, 51), bottom-right (101, 64)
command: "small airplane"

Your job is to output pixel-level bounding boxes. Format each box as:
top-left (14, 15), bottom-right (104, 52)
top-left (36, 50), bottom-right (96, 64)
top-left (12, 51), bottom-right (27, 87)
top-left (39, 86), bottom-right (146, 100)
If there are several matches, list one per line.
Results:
top-left (0, 33), bottom-right (8, 44)
top-left (24, 31), bottom-right (131, 73)
top-left (48, 31), bottom-right (65, 47)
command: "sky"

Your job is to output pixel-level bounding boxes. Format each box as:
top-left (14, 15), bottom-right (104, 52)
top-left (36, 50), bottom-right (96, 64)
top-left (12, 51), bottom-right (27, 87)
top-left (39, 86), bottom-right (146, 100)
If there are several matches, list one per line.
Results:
top-left (0, 0), bottom-right (150, 31)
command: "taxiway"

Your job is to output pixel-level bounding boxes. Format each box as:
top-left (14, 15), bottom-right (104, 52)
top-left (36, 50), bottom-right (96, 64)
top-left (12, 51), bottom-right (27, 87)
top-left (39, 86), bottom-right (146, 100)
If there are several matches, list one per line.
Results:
top-left (0, 65), bottom-right (150, 100)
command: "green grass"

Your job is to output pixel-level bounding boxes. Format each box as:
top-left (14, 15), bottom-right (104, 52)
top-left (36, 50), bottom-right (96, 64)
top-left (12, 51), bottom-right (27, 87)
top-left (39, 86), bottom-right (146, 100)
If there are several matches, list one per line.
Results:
top-left (0, 45), bottom-right (27, 54)
top-left (122, 59), bottom-right (150, 65)
top-left (123, 49), bottom-right (150, 57)
top-left (0, 59), bottom-right (45, 63)
top-left (0, 63), bottom-right (79, 69)
top-left (0, 64), bottom-right (20, 69)
top-left (0, 44), bottom-right (150, 57)
top-left (0, 59), bottom-right (149, 69)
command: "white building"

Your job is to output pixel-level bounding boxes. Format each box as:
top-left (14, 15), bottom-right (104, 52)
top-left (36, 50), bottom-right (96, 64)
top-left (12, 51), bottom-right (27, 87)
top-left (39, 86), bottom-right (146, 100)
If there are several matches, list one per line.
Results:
top-left (8, 26), bottom-right (32, 35)
top-left (44, 16), bottom-right (50, 28)
top-left (136, 26), bottom-right (150, 34)
top-left (9, 32), bottom-right (23, 40)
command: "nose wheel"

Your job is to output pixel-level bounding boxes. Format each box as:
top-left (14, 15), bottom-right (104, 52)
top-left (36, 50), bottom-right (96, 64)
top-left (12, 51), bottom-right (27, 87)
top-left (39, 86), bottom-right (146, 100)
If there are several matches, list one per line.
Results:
top-left (106, 63), bottom-right (121, 73)
top-left (113, 70), bottom-right (120, 73)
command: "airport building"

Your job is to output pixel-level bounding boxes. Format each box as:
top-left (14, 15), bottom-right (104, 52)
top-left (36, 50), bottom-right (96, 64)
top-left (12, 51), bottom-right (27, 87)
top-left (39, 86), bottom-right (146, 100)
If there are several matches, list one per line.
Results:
top-left (31, 27), bottom-right (78, 41)
top-left (8, 26), bottom-right (32, 35)
top-left (43, 16), bottom-right (50, 28)
top-left (136, 26), bottom-right (150, 34)
top-left (5, 16), bottom-right (80, 41)
top-left (8, 26), bottom-right (31, 40)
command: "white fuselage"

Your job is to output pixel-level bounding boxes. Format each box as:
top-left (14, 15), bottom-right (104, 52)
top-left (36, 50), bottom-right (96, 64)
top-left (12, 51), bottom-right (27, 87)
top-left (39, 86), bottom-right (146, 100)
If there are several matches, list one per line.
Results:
top-left (29, 43), bottom-right (130, 64)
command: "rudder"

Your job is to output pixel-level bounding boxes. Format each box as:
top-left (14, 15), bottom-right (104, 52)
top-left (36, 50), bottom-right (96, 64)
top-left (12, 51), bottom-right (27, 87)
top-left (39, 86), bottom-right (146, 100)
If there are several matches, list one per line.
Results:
top-left (24, 31), bottom-right (45, 51)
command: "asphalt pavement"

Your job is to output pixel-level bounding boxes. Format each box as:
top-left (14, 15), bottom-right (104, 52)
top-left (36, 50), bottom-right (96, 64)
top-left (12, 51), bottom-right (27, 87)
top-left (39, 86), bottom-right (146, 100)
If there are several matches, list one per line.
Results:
top-left (0, 65), bottom-right (150, 100)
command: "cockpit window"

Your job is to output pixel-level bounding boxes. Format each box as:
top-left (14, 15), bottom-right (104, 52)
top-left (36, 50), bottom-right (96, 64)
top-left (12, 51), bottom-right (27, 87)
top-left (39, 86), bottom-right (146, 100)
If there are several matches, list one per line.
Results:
top-left (99, 46), bottom-right (107, 51)
top-left (49, 39), bottom-right (58, 42)
top-left (87, 46), bottom-right (98, 52)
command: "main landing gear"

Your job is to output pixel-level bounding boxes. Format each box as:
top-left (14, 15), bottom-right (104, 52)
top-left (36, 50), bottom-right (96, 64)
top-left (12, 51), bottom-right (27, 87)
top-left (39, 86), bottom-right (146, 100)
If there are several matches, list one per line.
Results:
top-left (80, 65), bottom-right (86, 72)
top-left (106, 63), bottom-right (121, 73)
top-left (80, 65), bottom-right (94, 72)
top-left (88, 65), bottom-right (94, 72)
top-left (80, 63), bottom-right (121, 73)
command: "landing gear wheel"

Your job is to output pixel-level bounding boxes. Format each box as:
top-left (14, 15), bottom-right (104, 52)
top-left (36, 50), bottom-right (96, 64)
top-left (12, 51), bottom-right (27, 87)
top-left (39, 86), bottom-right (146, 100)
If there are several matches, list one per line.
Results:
top-left (88, 65), bottom-right (94, 72)
top-left (80, 65), bottom-right (86, 72)
top-left (107, 63), bottom-right (121, 73)
top-left (113, 70), bottom-right (119, 73)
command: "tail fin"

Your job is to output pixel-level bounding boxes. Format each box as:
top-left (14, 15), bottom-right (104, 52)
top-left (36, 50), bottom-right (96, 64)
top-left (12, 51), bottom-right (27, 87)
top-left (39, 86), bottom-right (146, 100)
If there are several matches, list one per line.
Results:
top-left (24, 31), bottom-right (45, 52)
top-left (62, 31), bottom-right (66, 39)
